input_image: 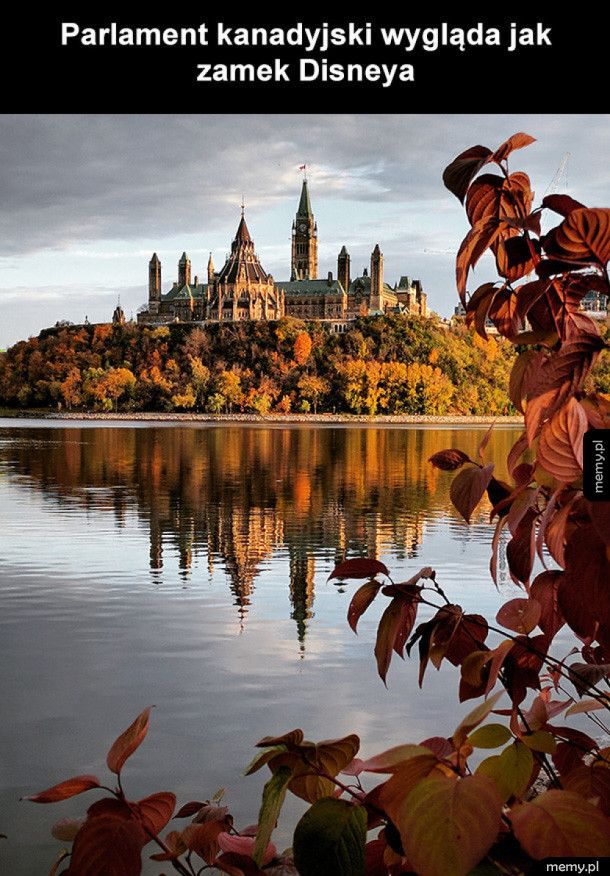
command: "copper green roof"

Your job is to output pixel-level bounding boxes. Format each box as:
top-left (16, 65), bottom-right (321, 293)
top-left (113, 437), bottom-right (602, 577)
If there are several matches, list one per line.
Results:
top-left (348, 276), bottom-right (395, 295)
top-left (297, 180), bottom-right (313, 218)
top-left (276, 278), bottom-right (343, 296)
top-left (163, 283), bottom-right (208, 301)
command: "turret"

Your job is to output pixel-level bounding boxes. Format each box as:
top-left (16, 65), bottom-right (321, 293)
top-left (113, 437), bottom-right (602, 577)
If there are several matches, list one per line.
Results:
top-left (149, 253), bottom-right (161, 303)
top-left (337, 245), bottom-right (350, 293)
top-left (207, 252), bottom-right (215, 284)
top-left (370, 244), bottom-right (383, 311)
top-left (178, 252), bottom-right (191, 287)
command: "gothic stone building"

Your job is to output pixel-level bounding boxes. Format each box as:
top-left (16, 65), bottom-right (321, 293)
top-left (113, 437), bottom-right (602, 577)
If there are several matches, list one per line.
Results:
top-left (137, 180), bottom-right (427, 330)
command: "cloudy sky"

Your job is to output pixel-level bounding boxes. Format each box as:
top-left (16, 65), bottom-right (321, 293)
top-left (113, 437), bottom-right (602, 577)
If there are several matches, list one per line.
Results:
top-left (1, 113), bottom-right (609, 348)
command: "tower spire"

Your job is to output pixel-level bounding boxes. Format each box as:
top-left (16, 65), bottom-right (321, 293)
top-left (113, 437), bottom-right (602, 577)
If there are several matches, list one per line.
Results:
top-left (297, 178), bottom-right (313, 218)
top-left (291, 178), bottom-right (318, 280)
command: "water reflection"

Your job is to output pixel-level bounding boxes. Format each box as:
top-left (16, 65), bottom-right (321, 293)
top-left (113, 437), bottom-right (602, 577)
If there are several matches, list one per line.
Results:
top-left (0, 423), bottom-right (519, 645)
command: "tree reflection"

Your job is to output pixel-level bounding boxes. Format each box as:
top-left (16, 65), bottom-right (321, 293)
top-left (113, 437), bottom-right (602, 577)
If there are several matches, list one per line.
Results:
top-left (0, 425), bottom-right (520, 644)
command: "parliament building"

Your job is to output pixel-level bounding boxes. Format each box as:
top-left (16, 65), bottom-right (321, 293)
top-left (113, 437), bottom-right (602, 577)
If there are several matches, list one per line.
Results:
top-left (137, 180), bottom-right (427, 332)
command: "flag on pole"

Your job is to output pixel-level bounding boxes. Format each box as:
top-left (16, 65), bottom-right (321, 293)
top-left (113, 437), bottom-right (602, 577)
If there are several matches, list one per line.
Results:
top-left (298, 164), bottom-right (306, 171)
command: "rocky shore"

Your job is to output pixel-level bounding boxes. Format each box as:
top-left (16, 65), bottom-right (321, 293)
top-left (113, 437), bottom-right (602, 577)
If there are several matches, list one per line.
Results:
top-left (1, 410), bottom-right (524, 426)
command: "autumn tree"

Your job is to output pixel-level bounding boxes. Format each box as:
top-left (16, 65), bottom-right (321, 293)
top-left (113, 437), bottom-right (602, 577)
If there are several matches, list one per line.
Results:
top-left (297, 374), bottom-right (329, 414)
top-left (216, 369), bottom-right (243, 413)
top-left (103, 367), bottom-right (137, 412)
top-left (188, 356), bottom-right (211, 409)
top-left (60, 368), bottom-right (82, 410)
top-left (293, 331), bottom-right (312, 367)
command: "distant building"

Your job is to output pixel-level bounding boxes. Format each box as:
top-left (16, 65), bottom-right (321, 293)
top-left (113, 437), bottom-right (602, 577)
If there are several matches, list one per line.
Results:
top-left (137, 180), bottom-right (427, 331)
top-left (581, 288), bottom-right (609, 320)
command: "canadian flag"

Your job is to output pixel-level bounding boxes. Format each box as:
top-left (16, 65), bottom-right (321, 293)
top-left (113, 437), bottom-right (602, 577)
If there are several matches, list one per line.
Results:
top-left (298, 164), bottom-right (306, 171)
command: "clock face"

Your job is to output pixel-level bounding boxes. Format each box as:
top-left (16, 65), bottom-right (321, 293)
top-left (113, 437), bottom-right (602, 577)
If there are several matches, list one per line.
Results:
top-left (299, 223), bottom-right (307, 233)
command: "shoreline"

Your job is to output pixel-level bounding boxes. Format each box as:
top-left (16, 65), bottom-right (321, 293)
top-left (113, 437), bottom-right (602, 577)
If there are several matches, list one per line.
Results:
top-left (0, 410), bottom-right (524, 426)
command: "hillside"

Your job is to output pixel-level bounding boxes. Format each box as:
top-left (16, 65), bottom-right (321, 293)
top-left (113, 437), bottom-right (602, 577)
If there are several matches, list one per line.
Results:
top-left (0, 314), bottom-right (523, 416)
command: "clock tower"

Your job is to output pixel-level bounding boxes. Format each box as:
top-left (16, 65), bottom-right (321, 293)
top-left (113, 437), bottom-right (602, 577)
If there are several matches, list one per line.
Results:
top-left (291, 179), bottom-right (318, 281)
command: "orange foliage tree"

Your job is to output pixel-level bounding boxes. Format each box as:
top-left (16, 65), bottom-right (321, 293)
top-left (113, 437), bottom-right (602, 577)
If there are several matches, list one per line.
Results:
top-left (293, 331), bottom-right (313, 367)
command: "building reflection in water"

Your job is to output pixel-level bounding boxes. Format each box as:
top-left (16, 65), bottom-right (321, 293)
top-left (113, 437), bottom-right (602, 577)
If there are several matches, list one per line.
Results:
top-left (0, 424), bottom-right (520, 646)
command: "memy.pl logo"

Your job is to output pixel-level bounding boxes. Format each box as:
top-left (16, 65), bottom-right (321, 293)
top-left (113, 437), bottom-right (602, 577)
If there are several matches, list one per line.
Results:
top-left (583, 430), bottom-right (610, 501)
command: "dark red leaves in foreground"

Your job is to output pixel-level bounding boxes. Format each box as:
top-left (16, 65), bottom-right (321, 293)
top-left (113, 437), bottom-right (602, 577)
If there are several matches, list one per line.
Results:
top-left (328, 558), bottom-right (389, 581)
top-left (107, 707), bottom-right (152, 775)
top-left (68, 813), bottom-right (146, 875)
top-left (24, 775), bottom-right (101, 804)
top-left (428, 449), bottom-right (471, 471)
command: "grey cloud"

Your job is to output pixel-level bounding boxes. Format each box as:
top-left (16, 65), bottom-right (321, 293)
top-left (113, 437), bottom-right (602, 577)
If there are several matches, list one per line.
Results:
top-left (0, 284), bottom-right (145, 348)
top-left (1, 114), bottom-right (609, 257)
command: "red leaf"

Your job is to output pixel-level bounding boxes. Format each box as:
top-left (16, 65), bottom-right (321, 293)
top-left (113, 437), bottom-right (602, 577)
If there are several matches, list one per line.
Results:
top-left (487, 478), bottom-right (513, 517)
top-left (420, 737), bottom-right (454, 759)
top-left (182, 819), bottom-right (228, 865)
top-left (506, 509), bottom-right (537, 586)
top-left (495, 235), bottom-right (537, 285)
top-left (511, 790), bottom-right (610, 858)
top-left (544, 492), bottom-right (580, 567)
top-left (568, 662), bottom-right (610, 698)
top-left (542, 194), bottom-right (587, 217)
top-left (347, 581), bottom-right (382, 633)
top-left (23, 774), bottom-right (100, 803)
top-left (488, 286), bottom-right (522, 338)
top-left (328, 558), bottom-right (389, 581)
top-left (484, 639), bottom-right (516, 697)
top-left (136, 792), bottom-right (176, 836)
top-left (503, 635), bottom-right (546, 705)
top-left (87, 798), bottom-right (133, 821)
top-left (149, 830), bottom-right (187, 861)
top-left (530, 571), bottom-right (564, 641)
top-left (174, 801), bottom-right (206, 818)
top-left (477, 424), bottom-right (494, 463)
top-left (493, 132), bottom-right (536, 164)
top-left (514, 279), bottom-right (551, 326)
top-left (68, 814), bottom-right (146, 875)
top-left (466, 174), bottom-right (504, 225)
top-left (450, 463), bottom-right (494, 523)
top-left (445, 614), bottom-right (489, 667)
top-left (563, 765), bottom-right (610, 815)
top-left (544, 208), bottom-right (610, 264)
top-left (456, 219), bottom-right (502, 303)
top-left (428, 449), bottom-right (471, 471)
top-left (524, 338), bottom-right (603, 442)
top-left (496, 598), bottom-right (541, 635)
top-left (465, 282), bottom-right (500, 340)
top-left (538, 399), bottom-right (587, 483)
top-left (507, 432), bottom-right (530, 476)
top-left (489, 516), bottom-right (507, 587)
top-left (558, 525), bottom-right (610, 645)
top-left (442, 145), bottom-right (493, 203)
top-left (581, 393), bottom-right (610, 430)
top-left (587, 499), bottom-right (610, 548)
top-left (107, 707), bottom-right (152, 776)
top-left (553, 742), bottom-right (584, 778)
top-left (374, 593), bottom-right (420, 684)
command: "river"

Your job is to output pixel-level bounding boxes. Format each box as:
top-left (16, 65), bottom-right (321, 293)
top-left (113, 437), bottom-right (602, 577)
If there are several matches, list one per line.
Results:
top-left (0, 420), bottom-right (523, 873)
